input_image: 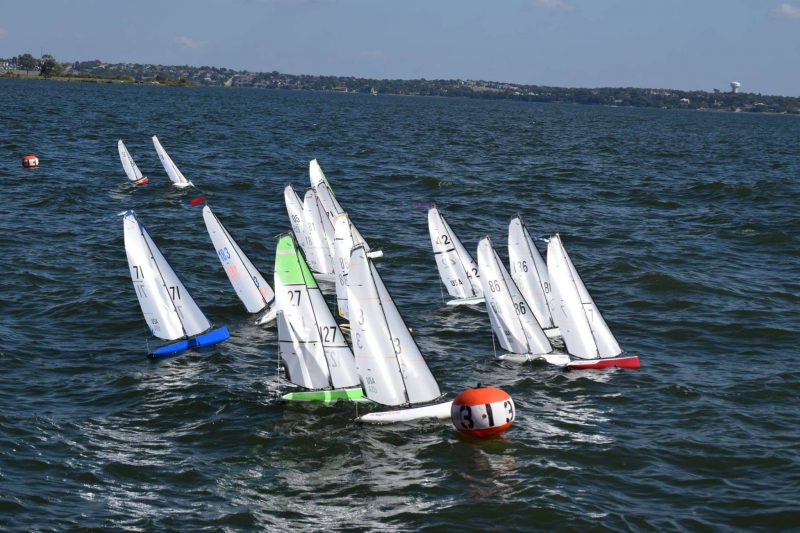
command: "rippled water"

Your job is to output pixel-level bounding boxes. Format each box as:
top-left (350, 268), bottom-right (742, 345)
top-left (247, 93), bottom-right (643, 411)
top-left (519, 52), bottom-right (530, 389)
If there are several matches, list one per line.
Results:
top-left (1, 79), bottom-right (799, 530)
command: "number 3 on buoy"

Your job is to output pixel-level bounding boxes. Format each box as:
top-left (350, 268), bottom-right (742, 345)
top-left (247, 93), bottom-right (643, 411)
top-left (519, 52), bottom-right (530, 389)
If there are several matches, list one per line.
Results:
top-left (451, 386), bottom-right (515, 438)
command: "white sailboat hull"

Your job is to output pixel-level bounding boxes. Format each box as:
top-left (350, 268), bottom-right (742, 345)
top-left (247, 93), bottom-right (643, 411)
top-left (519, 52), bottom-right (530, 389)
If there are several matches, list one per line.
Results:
top-left (356, 401), bottom-right (453, 424)
top-left (255, 307), bottom-right (278, 325)
top-left (496, 352), bottom-right (570, 366)
top-left (544, 327), bottom-right (561, 339)
top-left (445, 296), bottom-right (486, 306)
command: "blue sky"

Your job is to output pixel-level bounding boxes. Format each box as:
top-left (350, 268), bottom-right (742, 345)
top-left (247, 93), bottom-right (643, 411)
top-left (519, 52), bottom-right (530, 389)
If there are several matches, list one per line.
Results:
top-left (1, 0), bottom-right (799, 95)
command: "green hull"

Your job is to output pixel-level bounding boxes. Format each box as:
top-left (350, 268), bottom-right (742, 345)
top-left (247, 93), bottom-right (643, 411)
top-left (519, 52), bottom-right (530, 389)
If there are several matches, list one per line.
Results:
top-left (281, 387), bottom-right (367, 402)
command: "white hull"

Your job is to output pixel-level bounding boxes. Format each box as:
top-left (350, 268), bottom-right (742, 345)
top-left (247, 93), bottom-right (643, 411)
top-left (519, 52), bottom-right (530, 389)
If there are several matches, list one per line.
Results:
top-left (255, 307), bottom-right (277, 325)
top-left (313, 273), bottom-right (336, 283)
top-left (366, 250), bottom-right (384, 259)
top-left (356, 401), bottom-right (453, 424)
top-left (544, 327), bottom-right (561, 339)
top-left (445, 296), bottom-right (485, 307)
top-left (173, 180), bottom-right (194, 188)
top-left (496, 351), bottom-right (570, 367)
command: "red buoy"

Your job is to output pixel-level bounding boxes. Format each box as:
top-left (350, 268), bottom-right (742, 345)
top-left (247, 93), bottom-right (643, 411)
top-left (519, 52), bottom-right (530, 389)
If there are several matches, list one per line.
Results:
top-left (22, 155), bottom-right (39, 168)
top-left (451, 385), bottom-right (515, 438)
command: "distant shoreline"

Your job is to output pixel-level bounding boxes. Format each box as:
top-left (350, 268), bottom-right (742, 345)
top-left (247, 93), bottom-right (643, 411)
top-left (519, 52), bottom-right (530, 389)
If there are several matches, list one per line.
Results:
top-left (2, 67), bottom-right (798, 115)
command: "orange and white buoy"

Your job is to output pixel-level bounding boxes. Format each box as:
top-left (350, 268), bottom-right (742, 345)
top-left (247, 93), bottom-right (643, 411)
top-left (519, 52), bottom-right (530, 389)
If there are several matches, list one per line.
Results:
top-left (451, 385), bottom-right (515, 438)
top-left (22, 155), bottom-right (39, 168)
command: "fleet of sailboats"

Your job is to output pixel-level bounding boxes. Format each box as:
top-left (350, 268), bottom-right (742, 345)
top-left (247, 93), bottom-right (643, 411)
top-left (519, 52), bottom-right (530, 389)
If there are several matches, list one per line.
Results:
top-left (119, 149), bottom-right (639, 424)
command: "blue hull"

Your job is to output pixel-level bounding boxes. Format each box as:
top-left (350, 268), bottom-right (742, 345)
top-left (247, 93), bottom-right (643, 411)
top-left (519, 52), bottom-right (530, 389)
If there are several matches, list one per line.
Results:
top-left (148, 326), bottom-right (230, 358)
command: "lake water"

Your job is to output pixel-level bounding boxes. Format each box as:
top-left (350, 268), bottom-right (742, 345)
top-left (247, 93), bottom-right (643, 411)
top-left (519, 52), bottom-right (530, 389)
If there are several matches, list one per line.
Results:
top-left (1, 79), bottom-right (798, 530)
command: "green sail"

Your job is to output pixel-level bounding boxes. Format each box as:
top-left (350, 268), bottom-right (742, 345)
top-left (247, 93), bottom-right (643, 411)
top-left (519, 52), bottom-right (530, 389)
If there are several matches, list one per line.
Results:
top-left (275, 234), bottom-right (318, 289)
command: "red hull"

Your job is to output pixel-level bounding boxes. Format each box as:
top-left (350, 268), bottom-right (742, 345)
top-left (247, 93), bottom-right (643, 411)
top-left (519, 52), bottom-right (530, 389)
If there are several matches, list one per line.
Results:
top-left (566, 355), bottom-right (640, 370)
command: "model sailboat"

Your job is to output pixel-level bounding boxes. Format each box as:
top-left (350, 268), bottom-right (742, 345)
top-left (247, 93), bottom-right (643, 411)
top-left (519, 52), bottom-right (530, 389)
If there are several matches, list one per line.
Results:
top-left (274, 233), bottom-right (365, 401)
top-left (348, 245), bottom-right (452, 423)
top-left (151, 135), bottom-right (193, 188)
top-left (547, 234), bottom-right (640, 370)
top-left (508, 215), bottom-right (560, 338)
top-left (428, 206), bottom-right (484, 306)
top-left (117, 140), bottom-right (148, 184)
top-left (477, 237), bottom-right (568, 366)
top-left (202, 205), bottom-right (276, 325)
top-left (309, 159), bottom-right (382, 259)
top-left (302, 188), bottom-right (336, 280)
top-left (123, 211), bottom-right (229, 358)
top-left (333, 213), bottom-right (358, 319)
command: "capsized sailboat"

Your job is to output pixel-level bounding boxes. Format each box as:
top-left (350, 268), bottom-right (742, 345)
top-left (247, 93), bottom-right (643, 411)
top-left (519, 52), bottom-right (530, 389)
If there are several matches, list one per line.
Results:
top-left (477, 236), bottom-right (568, 366)
top-left (508, 215), bottom-right (560, 338)
top-left (348, 245), bottom-right (452, 423)
top-left (202, 205), bottom-right (276, 325)
top-left (428, 205), bottom-right (484, 306)
top-left (309, 159), bottom-right (382, 259)
top-left (547, 234), bottom-right (640, 370)
top-left (117, 140), bottom-right (148, 184)
top-left (151, 135), bottom-right (193, 188)
top-left (123, 210), bottom-right (228, 357)
top-left (273, 233), bottom-right (365, 401)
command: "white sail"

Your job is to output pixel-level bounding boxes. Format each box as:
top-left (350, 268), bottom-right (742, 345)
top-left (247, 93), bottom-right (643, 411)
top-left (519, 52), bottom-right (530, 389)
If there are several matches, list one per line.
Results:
top-left (547, 234), bottom-right (622, 359)
top-left (477, 237), bottom-right (552, 356)
top-left (348, 246), bottom-right (442, 406)
top-left (284, 185), bottom-right (314, 264)
top-left (333, 213), bottom-right (357, 319)
top-left (309, 159), bottom-right (371, 252)
top-left (123, 211), bottom-right (211, 340)
top-left (508, 216), bottom-right (556, 329)
top-left (428, 206), bottom-right (482, 299)
top-left (301, 189), bottom-right (335, 274)
top-left (274, 234), bottom-right (359, 389)
top-left (309, 158), bottom-right (342, 211)
top-left (202, 205), bottom-right (274, 314)
top-left (117, 140), bottom-right (144, 182)
top-left (151, 135), bottom-right (193, 188)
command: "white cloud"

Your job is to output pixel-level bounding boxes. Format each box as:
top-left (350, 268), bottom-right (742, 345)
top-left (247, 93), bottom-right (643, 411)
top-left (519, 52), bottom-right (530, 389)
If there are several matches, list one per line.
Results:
top-left (174, 36), bottom-right (203, 50)
top-left (774, 3), bottom-right (800, 18)
top-left (533, 0), bottom-right (574, 10)
top-left (0, 28), bottom-right (8, 39)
